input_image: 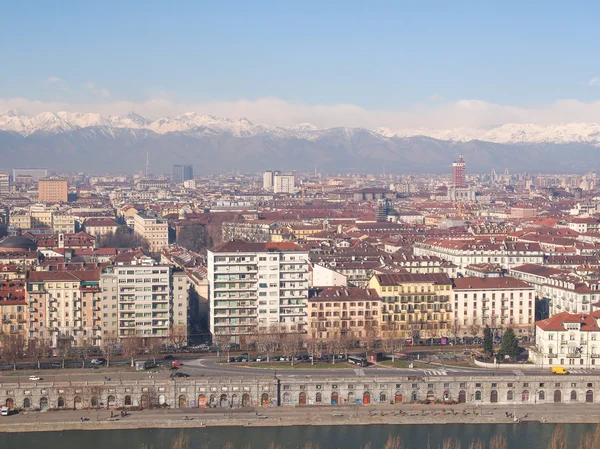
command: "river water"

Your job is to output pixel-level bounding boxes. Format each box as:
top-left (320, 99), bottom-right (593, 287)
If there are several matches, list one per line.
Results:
top-left (0, 423), bottom-right (596, 449)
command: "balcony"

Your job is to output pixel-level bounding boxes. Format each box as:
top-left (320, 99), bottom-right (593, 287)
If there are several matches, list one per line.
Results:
top-left (567, 353), bottom-right (581, 358)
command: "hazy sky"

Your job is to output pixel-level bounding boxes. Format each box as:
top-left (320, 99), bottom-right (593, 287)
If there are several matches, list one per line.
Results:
top-left (2, 1), bottom-right (600, 129)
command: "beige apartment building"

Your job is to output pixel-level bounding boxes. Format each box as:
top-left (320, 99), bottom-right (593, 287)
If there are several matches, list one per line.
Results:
top-left (308, 287), bottom-right (382, 341)
top-left (133, 213), bottom-right (169, 253)
top-left (368, 273), bottom-right (453, 340)
top-left (38, 178), bottom-right (68, 203)
top-left (9, 207), bottom-right (75, 233)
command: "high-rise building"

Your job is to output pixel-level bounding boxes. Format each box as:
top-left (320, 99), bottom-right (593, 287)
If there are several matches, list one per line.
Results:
top-left (172, 164), bottom-right (193, 183)
top-left (273, 173), bottom-right (295, 193)
top-left (0, 173), bottom-right (10, 196)
top-left (38, 178), bottom-right (68, 203)
top-left (263, 170), bottom-right (278, 190)
top-left (452, 154), bottom-right (466, 188)
top-left (207, 241), bottom-right (310, 343)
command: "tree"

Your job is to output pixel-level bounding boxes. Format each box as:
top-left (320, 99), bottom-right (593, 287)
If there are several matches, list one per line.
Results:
top-left (176, 223), bottom-right (208, 252)
top-left (146, 338), bottom-right (163, 364)
top-left (102, 336), bottom-right (119, 368)
top-left (1, 334), bottom-right (25, 371)
top-left (451, 319), bottom-right (462, 345)
top-left (97, 227), bottom-right (149, 250)
top-left (168, 324), bottom-right (188, 350)
top-left (279, 331), bottom-right (302, 366)
top-left (28, 336), bottom-right (51, 370)
top-left (122, 337), bottom-right (144, 367)
top-left (499, 327), bottom-right (519, 358)
top-left (469, 323), bottom-right (481, 339)
top-left (56, 335), bottom-right (73, 369)
top-left (381, 325), bottom-right (402, 362)
top-left (483, 326), bottom-right (493, 356)
top-left (78, 336), bottom-right (94, 368)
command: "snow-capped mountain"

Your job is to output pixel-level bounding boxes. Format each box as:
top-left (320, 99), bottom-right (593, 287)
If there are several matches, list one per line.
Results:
top-left (2, 110), bottom-right (600, 145)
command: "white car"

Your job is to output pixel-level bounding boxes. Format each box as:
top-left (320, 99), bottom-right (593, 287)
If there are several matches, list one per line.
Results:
top-left (29, 376), bottom-right (41, 381)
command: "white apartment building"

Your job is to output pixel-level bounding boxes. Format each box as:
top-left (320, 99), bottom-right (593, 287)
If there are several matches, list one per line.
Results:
top-left (10, 205), bottom-right (75, 233)
top-left (101, 260), bottom-right (189, 343)
top-left (543, 276), bottom-right (600, 316)
top-left (533, 311), bottom-right (600, 368)
top-left (207, 241), bottom-right (310, 343)
top-left (133, 213), bottom-right (169, 253)
top-left (414, 239), bottom-right (545, 271)
top-left (452, 277), bottom-right (536, 334)
top-left (273, 174), bottom-right (295, 194)
top-left (263, 171), bottom-right (277, 191)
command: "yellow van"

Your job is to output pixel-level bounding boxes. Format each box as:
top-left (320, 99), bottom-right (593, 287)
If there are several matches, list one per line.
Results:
top-left (552, 366), bottom-right (568, 375)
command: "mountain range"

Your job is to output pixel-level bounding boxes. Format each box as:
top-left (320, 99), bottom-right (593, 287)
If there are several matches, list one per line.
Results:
top-left (0, 110), bottom-right (599, 174)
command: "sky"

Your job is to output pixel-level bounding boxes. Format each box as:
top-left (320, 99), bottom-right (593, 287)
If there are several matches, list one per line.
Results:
top-left (1, 0), bottom-right (600, 130)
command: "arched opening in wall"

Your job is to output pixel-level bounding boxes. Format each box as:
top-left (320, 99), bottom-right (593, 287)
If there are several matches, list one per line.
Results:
top-left (539, 391), bottom-right (545, 401)
top-left (261, 393), bottom-right (269, 406)
top-left (220, 394), bottom-right (229, 407)
top-left (178, 395), bottom-right (187, 408)
top-left (141, 395), bottom-right (149, 408)
top-left (411, 391), bottom-right (418, 402)
top-left (331, 392), bottom-right (339, 405)
top-left (458, 391), bottom-right (466, 404)
top-left (571, 390), bottom-right (577, 401)
top-left (348, 392), bottom-right (356, 404)
top-left (380, 392), bottom-right (387, 403)
top-left (107, 395), bottom-right (116, 408)
top-left (316, 392), bottom-right (322, 403)
top-left (23, 398), bottom-right (31, 409)
top-left (475, 391), bottom-right (482, 401)
top-left (231, 394), bottom-right (239, 406)
top-left (91, 396), bottom-right (98, 408)
top-left (74, 396), bottom-right (83, 409)
top-left (395, 392), bottom-right (403, 404)
top-left (507, 391), bottom-right (514, 401)
top-left (363, 392), bottom-right (371, 405)
top-left (299, 392), bottom-right (307, 405)
top-left (522, 390), bottom-right (530, 402)
top-left (242, 394), bottom-right (250, 407)
top-left (57, 397), bottom-right (65, 408)
top-left (490, 390), bottom-right (498, 403)
top-left (426, 391), bottom-right (435, 403)
top-left (554, 390), bottom-right (561, 403)
top-left (5, 398), bottom-right (14, 410)
top-left (40, 397), bottom-right (48, 410)
top-left (124, 395), bottom-right (132, 406)
top-left (587, 390), bottom-right (594, 403)
top-left (158, 395), bottom-right (166, 406)
top-left (209, 395), bottom-right (216, 407)
top-left (443, 390), bottom-right (450, 401)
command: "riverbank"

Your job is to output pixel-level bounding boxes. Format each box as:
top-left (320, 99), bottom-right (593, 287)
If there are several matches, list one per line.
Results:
top-left (2, 404), bottom-right (600, 433)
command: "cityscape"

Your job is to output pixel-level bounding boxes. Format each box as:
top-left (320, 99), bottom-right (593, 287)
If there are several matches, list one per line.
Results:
top-left (3, 1), bottom-right (600, 449)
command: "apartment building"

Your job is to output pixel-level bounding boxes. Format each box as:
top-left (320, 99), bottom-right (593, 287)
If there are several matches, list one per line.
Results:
top-left (26, 270), bottom-right (102, 346)
top-left (368, 273), bottom-right (453, 339)
top-left (9, 206), bottom-right (75, 233)
top-left (413, 239), bottom-right (544, 271)
top-left (533, 311), bottom-right (600, 368)
top-left (207, 241), bottom-right (310, 343)
top-left (84, 218), bottom-right (120, 236)
top-left (133, 213), bottom-right (169, 252)
top-left (0, 280), bottom-right (27, 338)
top-left (452, 277), bottom-right (536, 334)
top-left (273, 174), bottom-right (295, 194)
top-left (38, 178), bottom-right (68, 203)
top-left (307, 287), bottom-right (381, 341)
top-left (101, 261), bottom-right (189, 344)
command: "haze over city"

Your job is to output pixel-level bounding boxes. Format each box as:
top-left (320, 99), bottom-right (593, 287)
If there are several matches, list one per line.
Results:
top-left (3, 3), bottom-right (600, 449)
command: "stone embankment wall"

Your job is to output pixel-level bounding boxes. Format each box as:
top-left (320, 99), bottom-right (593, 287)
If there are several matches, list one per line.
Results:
top-left (0, 374), bottom-right (598, 411)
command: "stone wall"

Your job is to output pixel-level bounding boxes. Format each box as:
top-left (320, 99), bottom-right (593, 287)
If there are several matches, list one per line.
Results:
top-left (1, 374), bottom-right (598, 411)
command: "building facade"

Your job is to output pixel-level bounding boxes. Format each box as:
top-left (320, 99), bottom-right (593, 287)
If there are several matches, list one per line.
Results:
top-left (38, 178), bottom-right (68, 203)
top-left (207, 241), bottom-right (310, 343)
top-left (172, 164), bottom-right (193, 183)
top-left (133, 213), bottom-right (169, 253)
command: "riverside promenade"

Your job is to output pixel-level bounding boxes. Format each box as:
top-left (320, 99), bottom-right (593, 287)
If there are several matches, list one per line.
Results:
top-left (2, 403), bottom-right (600, 433)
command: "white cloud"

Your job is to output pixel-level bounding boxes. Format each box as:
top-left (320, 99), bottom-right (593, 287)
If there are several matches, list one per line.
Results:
top-left (3, 95), bottom-right (600, 131)
top-left (589, 77), bottom-right (600, 87)
top-left (46, 76), bottom-right (62, 84)
top-left (83, 82), bottom-right (110, 98)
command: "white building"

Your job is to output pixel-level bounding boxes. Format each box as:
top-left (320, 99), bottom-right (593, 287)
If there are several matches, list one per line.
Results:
top-left (263, 171), bottom-right (277, 191)
top-left (311, 263), bottom-right (348, 287)
top-left (533, 311), bottom-right (600, 368)
top-left (273, 174), bottom-right (295, 194)
top-left (452, 276), bottom-right (536, 334)
top-left (207, 241), bottom-right (310, 343)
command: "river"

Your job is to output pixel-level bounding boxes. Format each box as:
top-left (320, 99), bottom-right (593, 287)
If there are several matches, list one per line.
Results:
top-left (0, 423), bottom-right (596, 449)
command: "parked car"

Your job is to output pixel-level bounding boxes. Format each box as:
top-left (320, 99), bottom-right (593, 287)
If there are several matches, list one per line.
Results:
top-left (28, 376), bottom-right (41, 381)
top-left (172, 361), bottom-right (182, 367)
top-left (256, 356), bottom-right (265, 362)
top-left (172, 372), bottom-right (190, 378)
top-left (0, 407), bottom-right (8, 416)
top-left (90, 358), bottom-right (105, 365)
top-left (163, 355), bottom-right (174, 360)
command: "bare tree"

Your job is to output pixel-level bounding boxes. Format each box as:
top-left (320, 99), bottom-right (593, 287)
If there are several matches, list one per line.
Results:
top-left (254, 327), bottom-right (278, 362)
top-left (102, 336), bottom-right (119, 368)
top-left (168, 324), bottom-right (188, 350)
top-left (146, 338), bottom-right (163, 364)
top-left (451, 319), bottom-right (462, 345)
top-left (122, 336), bottom-right (144, 367)
top-left (279, 331), bottom-right (302, 366)
top-left (381, 325), bottom-right (402, 362)
top-left (78, 336), bottom-right (94, 368)
top-left (1, 334), bottom-right (26, 371)
top-left (28, 336), bottom-right (51, 370)
top-left (56, 334), bottom-right (73, 369)
top-left (469, 323), bottom-right (481, 340)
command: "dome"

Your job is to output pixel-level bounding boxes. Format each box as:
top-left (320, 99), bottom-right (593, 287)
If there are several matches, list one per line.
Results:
top-left (0, 236), bottom-right (38, 251)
